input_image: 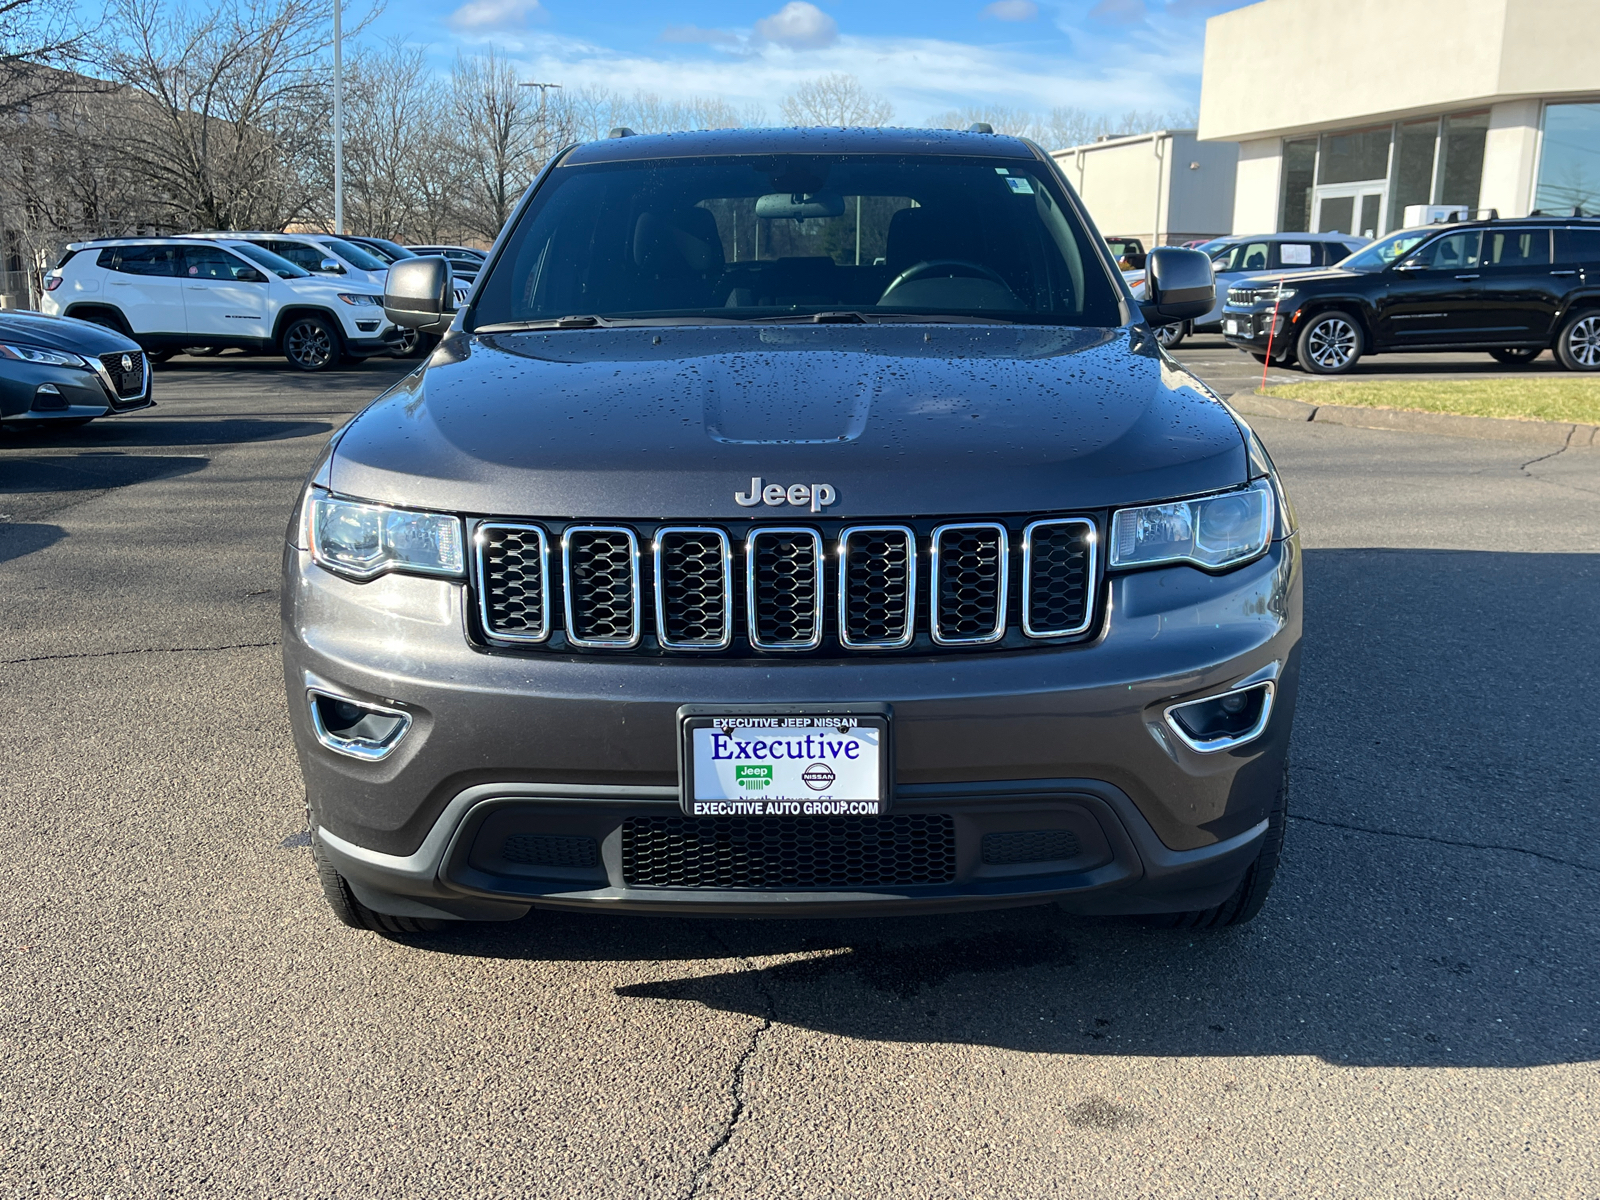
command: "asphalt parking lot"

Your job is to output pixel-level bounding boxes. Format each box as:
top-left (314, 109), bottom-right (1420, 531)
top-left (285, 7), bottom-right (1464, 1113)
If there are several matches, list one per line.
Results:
top-left (2, 346), bottom-right (1597, 1197)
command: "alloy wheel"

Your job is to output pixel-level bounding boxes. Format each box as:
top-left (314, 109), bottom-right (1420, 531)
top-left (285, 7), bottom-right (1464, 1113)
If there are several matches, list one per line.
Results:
top-left (1567, 315), bottom-right (1600, 369)
top-left (1154, 323), bottom-right (1184, 349)
top-left (285, 320), bottom-right (335, 370)
top-left (1305, 316), bottom-right (1357, 370)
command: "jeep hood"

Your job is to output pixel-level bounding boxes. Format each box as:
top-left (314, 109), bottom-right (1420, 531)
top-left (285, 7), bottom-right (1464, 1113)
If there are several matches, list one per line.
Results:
top-left (329, 324), bottom-right (1248, 519)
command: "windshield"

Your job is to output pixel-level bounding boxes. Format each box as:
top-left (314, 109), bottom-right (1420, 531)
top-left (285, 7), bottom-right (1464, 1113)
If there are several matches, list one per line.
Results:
top-left (227, 241), bottom-right (308, 278)
top-left (471, 154), bottom-right (1124, 329)
top-left (356, 239), bottom-right (414, 263)
top-left (1341, 230), bottom-right (1434, 273)
top-left (322, 238), bottom-right (388, 272)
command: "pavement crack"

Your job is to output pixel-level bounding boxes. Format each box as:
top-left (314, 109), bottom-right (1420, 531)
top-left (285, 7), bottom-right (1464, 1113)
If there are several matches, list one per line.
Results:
top-left (682, 939), bottom-right (776, 1200)
top-left (1289, 813), bottom-right (1598, 875)
top-left (1, 640), bottom-right (279, 666)
top-left (1519, 440), bottom-right (1569, 472)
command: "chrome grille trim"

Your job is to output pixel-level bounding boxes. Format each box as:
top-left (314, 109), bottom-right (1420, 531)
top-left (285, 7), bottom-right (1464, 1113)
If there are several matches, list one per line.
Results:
top-left (837, 525), bottom-right (917, 650)
top-left (474, 522), bottom-right (551, 643)
top-left (653, 526), bottom-right (733, 651)
top-left (1021, 518), bottom-right (1097, 639)
top-left (746, 527), bottom-right (824, 651)
top-left (929, 522), bottom-right (1009, 646)
top-left (562, 525), bottom-right (641, 649)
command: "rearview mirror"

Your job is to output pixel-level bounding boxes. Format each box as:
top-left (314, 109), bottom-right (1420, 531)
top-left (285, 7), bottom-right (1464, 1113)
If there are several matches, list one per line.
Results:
top-left (754, 191), bottom-right (846, 220)
top-left (1139, 246), bottom-right (1214, 325)
top-left (384, 256), bottom-right (456, 334)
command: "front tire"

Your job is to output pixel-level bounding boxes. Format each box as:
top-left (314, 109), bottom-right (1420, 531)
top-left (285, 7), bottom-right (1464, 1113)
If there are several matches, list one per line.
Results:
top-left (1296, 310), bottom-right (1362, 374)
top-left (1144, 768), bottom-right (1287, 930)
top-left (1555, 310), bottom-right (1600, 371)
top-left (312, 841), bottom-right (442, 934)
top-left (1489, 347), bottom-right (1540, 365)
top-left (281, 315), bottom-right (342, 372)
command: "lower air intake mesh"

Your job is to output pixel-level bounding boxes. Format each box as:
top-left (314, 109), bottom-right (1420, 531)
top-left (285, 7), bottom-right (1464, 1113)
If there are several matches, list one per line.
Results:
top-left (621, 814), bottom-right (956, 888)
top-left (501, 834), bottom-right (599, 868)
top-left (981, 829), bottom-right (1081, 865)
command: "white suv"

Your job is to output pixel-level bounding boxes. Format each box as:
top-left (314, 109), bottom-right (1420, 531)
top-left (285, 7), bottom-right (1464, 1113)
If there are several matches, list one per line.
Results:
top-left (40, 237), bottom-right (400, 371)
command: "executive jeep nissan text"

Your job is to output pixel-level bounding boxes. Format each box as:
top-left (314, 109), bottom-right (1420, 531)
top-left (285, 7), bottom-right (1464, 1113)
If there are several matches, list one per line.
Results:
top-left (284, 127), bottom-right (1302, 937)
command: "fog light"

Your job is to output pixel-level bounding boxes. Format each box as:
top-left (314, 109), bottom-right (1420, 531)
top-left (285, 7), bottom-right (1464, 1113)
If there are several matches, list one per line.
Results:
top-left (33, 383), bottom-right (67, 411)
top-left (308, 689), bottom-right (411, 760)
top-left (1164, 681), bottom-right (1274, 753)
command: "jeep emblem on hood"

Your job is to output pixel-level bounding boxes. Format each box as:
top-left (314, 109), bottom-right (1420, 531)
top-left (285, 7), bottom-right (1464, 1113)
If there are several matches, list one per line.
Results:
top-left (734, 477), bottom-right (837, 513)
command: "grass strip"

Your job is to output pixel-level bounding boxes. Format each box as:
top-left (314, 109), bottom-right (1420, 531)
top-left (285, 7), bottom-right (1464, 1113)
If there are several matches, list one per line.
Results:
top-left (1261, 377), bottom-right (1600, 425)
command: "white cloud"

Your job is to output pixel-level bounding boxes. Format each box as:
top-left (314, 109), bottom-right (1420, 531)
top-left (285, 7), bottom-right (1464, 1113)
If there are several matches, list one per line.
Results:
top-left (982, 0), bottom-right (1040, 19)
top-left (752, 2), bottom-right (839, 50)
top-left (449, 0), bottom-right (544, 31)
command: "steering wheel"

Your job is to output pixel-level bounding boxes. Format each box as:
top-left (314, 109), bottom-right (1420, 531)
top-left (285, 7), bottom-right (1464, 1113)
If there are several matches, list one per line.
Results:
top-left (879, 259), bottom-right (1010, 302)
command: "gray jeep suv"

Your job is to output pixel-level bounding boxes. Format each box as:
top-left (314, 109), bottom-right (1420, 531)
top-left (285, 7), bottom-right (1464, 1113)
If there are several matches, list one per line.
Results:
top-left (284, 128), bottom-right (1301, 936)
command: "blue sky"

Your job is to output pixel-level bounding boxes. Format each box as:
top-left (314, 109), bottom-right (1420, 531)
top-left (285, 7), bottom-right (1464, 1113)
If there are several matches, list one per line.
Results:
top-left (358, 0), bottom-right (1259, 125)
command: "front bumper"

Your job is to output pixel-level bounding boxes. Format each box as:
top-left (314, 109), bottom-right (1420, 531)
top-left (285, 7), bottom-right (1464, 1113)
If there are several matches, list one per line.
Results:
top-left (1221, 307), bottom-right (1291, 354)
top-left (284, 537), bottom-right (1302, 920)
top-left (0, 357), bottom-right (151, 422)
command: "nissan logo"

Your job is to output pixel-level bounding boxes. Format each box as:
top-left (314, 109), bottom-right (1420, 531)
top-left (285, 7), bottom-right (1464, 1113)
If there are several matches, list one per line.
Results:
top-left (121, 354), bottom-right (133, 372)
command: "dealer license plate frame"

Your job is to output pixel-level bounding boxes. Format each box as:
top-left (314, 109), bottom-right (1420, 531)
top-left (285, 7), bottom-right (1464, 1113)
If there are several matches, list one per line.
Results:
top-left (676, 703), bottom-right (893, 818)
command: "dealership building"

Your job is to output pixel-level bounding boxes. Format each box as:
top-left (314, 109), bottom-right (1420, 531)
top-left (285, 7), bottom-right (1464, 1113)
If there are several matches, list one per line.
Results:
top-left (1198, 0), bottom-right (1600, 239)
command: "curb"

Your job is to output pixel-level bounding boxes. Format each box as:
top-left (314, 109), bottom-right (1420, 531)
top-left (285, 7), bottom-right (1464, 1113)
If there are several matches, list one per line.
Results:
top-left (1228, 389), bottom-right (1599, 447)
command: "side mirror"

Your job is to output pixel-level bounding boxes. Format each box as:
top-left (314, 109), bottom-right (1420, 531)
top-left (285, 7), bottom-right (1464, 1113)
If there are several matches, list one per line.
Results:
top-left (384, 256), bottom-right (456, 333)
top-left (1394, 258), bottom-right (1426, 271)
top-left (235, 266), bottom-right (265, 283)
top-left (319, 257), bottom-right (344, 273)
top-left (1139, 246), bottom-right (1214, 325)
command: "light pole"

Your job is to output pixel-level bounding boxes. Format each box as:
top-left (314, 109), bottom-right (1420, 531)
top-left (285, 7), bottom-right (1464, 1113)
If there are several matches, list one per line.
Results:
top-left (332, 0), bottom-right (344, 234)
top-left (518, 81), bottom-right (562, 161)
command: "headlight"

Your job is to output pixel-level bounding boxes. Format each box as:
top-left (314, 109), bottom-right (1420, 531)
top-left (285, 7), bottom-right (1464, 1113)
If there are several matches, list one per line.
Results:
top-left (308, 491), bottom-right (464, 580)
top-left (336, 293), bottom-right (382, 306)
top-left (1266, 288), bottom-right (1297, 305)
top-left (1110, 479), bottom-right (1274, 571)
top-left (0, 342), bottom-right (84, 367)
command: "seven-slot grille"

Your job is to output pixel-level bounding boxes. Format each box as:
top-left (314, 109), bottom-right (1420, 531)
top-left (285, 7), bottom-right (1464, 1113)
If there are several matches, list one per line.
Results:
top-left (474, 517), bottom-right (1098, 653)
top-left (98, 351), bottom-right (146, 399)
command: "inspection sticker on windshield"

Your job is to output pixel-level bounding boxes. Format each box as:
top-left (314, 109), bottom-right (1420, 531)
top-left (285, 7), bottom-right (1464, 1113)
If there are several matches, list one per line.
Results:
top-left (679, 711), bottom-right (890, 816)
top-left (1004, 176), bottom-right (1035, 194)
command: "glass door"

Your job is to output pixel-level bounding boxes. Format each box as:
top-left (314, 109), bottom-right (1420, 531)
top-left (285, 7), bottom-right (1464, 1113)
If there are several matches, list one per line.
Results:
top-left (1314, 184), bottom-right (1385, 238)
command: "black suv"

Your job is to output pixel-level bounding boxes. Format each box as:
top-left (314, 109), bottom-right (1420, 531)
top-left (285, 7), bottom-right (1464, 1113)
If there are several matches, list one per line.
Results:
top-left (285, 127), bottom-right (1299, 937)
top-left (1222, 217), bottom-right (1600, 373)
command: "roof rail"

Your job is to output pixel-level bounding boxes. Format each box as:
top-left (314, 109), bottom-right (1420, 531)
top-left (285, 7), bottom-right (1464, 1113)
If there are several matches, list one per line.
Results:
top-left (607, 127), bottom-right (636, 139)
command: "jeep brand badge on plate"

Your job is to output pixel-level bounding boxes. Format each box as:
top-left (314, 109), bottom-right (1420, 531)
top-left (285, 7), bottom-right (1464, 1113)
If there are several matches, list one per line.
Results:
top-left (678, 706), bottom-right (891, 817)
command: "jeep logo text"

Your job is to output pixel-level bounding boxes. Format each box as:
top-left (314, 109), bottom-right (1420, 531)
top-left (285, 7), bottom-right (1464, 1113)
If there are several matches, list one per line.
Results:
top-left (733, 477), bottom-right (837, 513)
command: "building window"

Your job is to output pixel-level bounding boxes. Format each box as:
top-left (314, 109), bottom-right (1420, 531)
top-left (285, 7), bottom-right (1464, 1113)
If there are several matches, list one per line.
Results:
top-left (1280, 138), bottom-right (1317, 232)
top-left (1438, 111), bottom-right (1489, 211)
top-left (1535, 102), bottom-right (1600, 216)
top-left (1317, 126), bottom-right (1391, 186)
top-left (1389, 118), bottom-right (1439, 232)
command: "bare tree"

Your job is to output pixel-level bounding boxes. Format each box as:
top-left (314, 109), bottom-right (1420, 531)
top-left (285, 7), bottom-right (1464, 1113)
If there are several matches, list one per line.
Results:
top-left (780, 73), bottom-right (892, 128)
top-left (0, 0), bottom-right (90, 113)
top-left (560, 86), bottom-right (759, 140)
top-left (452, 47), bottom-right (558, 243)
top-left (89, 0), bottom-right (369, 231)
top-left (928, 103), bottom-right (1200, 150)
top-left (341, 40), bottom-right (461, 240)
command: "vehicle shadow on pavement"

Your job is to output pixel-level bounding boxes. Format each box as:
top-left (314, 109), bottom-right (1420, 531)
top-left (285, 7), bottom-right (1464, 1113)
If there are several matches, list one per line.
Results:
top-left (1, 453), bottom-right (209, 495)
top-left (421, 548), bottom-right (1600, 1069)
top-left (3, 419), bottom-right (332, 450)
top-left (0, 521), bottom-right (65, 563)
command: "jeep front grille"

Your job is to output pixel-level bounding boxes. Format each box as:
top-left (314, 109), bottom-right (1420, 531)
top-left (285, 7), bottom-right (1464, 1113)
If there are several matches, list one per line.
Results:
top-left (747, 528), bottom-right (823, 650)
top-left (474, 516), bottom-right (1098, 655)
top-left (562, 526), bottom-right (639, 648)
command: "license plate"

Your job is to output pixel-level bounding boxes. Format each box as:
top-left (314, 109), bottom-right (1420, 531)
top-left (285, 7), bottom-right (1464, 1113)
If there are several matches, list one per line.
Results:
top-left (1225, 318), bottom-right (1239, 335)
top-left (678, 706), bottom-right (891, 817)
